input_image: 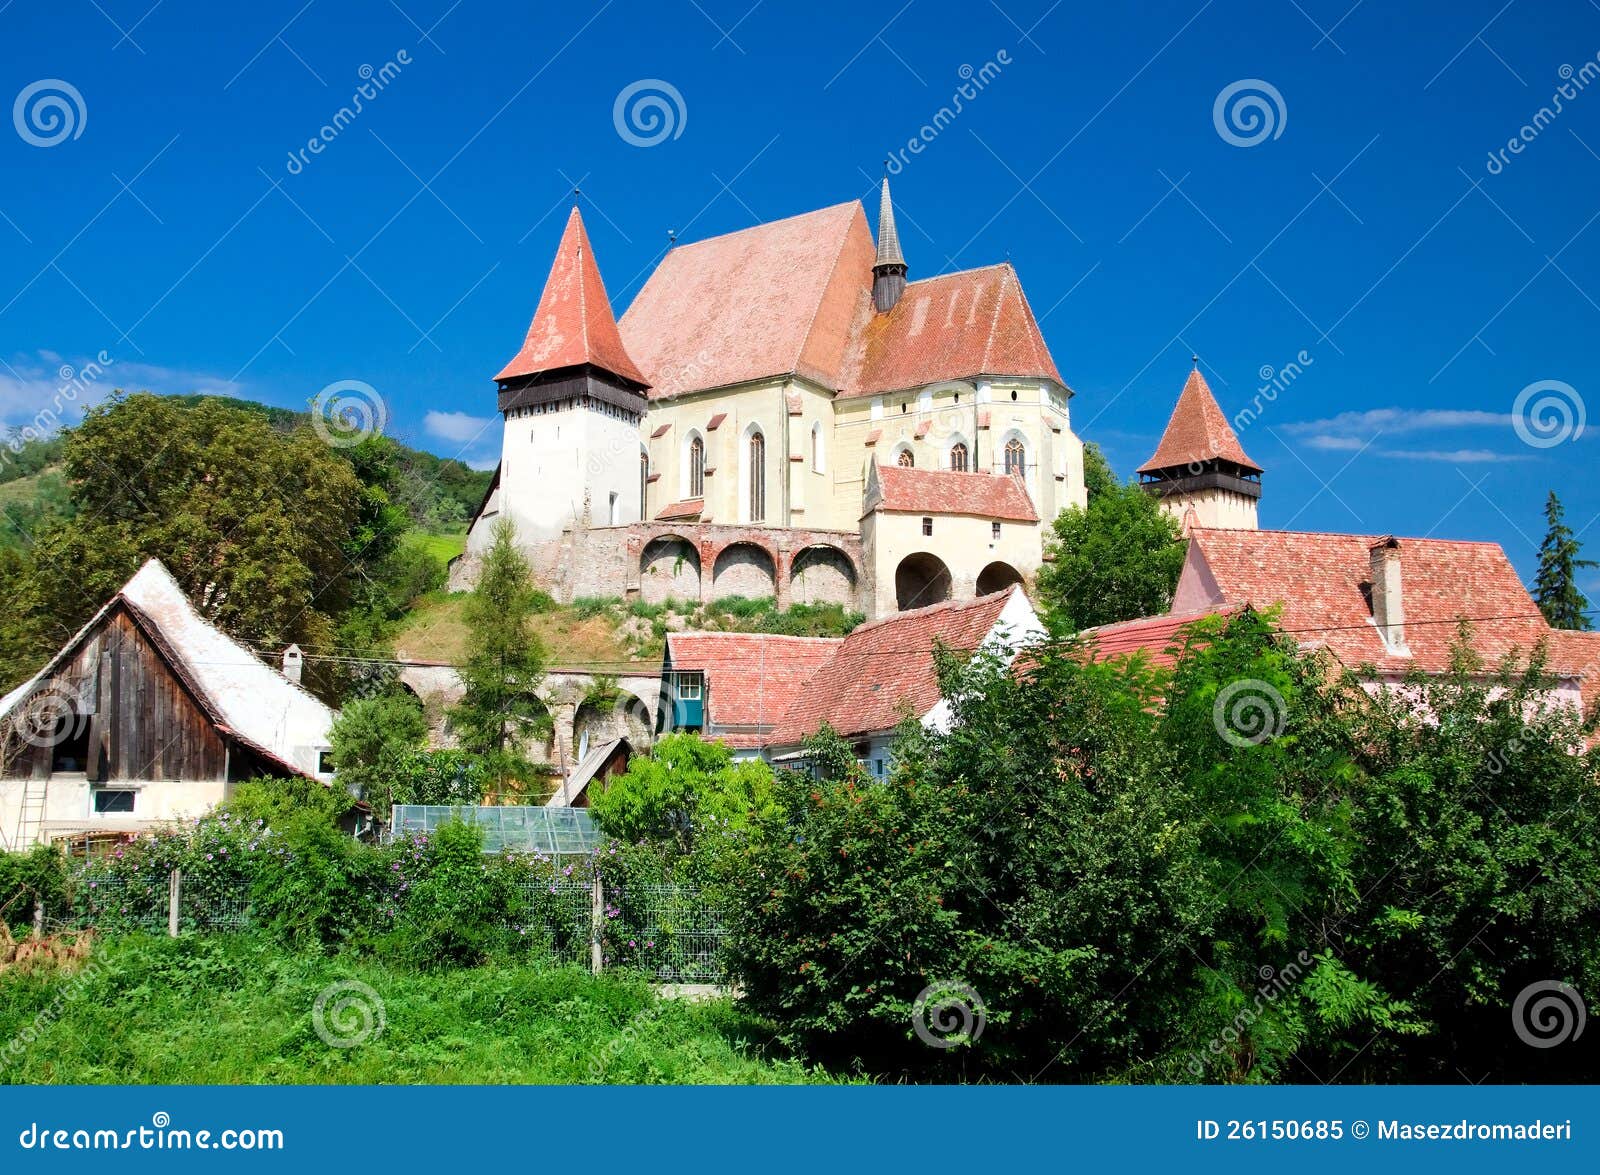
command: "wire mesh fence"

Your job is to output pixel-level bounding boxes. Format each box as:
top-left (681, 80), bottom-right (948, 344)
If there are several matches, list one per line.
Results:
top-left (42, 864), bottom-right (730, 984)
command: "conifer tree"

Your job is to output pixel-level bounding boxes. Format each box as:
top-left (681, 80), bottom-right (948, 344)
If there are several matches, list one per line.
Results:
top-left (449, 519), bottom-right (550, 796)
top-left (1534, 491), bottom-right (1595, 630)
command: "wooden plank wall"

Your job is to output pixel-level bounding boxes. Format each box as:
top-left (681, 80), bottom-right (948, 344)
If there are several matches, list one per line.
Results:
top-left (1, 605), bottom-right (228, 782)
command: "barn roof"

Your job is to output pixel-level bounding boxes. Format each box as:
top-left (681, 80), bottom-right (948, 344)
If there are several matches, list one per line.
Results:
top-left (0, 560), bottom-right (334, 779)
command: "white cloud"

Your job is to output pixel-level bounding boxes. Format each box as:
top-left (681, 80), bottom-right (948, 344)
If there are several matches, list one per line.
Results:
top-left (1280, 408), bottom-right (1511, 437)
top-left (424, 410), bottom-right (497, 446)
top-left (1377, 448), bottom-right (1528, 463)
top-left (0, 351), bottom-right (243, 434)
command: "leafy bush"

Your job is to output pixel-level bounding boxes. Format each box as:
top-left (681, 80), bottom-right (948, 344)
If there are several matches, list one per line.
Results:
top-left (0, 846), bottom-right (67, 933)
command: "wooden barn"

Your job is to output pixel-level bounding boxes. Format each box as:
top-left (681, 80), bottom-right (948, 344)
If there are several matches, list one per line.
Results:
top-left (0, 559), bottom-right (337, 850)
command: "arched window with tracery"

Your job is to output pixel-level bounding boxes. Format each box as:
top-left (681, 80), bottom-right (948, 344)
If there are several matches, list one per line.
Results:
top-left (949, 442), bottom-right (969, 472)
top-left (689, 435), bottom-right (705, 498)
top-left (748, 431), bottom-right (766, 521)
top-left (1003, 436), bottom-right (1026, 476)
top-left (896, 447), bottom-right (915, 468)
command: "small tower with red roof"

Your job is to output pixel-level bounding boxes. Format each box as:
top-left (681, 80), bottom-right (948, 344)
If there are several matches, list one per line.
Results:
top-left (490, 204), bottom-right (649, 546)
top-left (1137, 362), bottom-right (1262, 530)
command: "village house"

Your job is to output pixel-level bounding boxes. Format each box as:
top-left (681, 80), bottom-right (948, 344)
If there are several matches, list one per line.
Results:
top-left (656, 586), bottom-right (1043, 771)
top-left (457, 178), bottom-right (1086, 618)
top-left (0, 560), bottom-right (338, 850)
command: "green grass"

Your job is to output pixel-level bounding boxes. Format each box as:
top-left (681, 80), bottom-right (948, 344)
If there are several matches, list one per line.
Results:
top-left (0, 934), bottom-right (843, 1084)
top-left (408, 529), bottom-right (468, 564)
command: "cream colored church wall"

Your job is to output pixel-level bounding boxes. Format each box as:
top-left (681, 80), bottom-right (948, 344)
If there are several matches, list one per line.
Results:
top-left (1155, 487), bottom-right (1259, 531)
top-left (643, 380), bottom-right (786, 525)
top-left (864, 507), bottom-right (1043, 616)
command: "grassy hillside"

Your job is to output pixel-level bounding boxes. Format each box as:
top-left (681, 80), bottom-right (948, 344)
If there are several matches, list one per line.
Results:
top-left (0, 935), bottom-right (838, 1084)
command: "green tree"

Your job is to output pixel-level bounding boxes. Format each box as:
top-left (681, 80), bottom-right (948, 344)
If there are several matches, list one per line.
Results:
top-left (449, 519), bottom-right (549, 796)
top-left (588, 732), bottom-right (779, 853)
top-left (1036, 443), bottom-right (1186, 630)
top-left (327, 691), bottom-right (429, 810)
top-left (1533, 490), bottom-right (1594, 630)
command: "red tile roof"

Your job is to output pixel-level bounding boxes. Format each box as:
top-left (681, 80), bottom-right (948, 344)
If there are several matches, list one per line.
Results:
top-left (654, 498), bottom-right (704, 521)
top-left (616, 200), bottom-right (1066, 400)
top-left (767, 589), bottom-right (1020, 744)
top-left (1182, 528), bottom-right (1557, 675)
top-left (1078, 606), bottom-right (1238, 669)
top-left (842, 263), bottom-right (1063, 397)
top-left (495, 207), bottom-right (647, 386)
top-left (1551, 629), bottom-right (1600, 718)
top-left (871, 463), bottom-right (1038, 522)
top-left (621, 203), bottom-right (875, 398)
top-left (666, 633), bottom-right (843, 749)
top-left (1138, 368), bottom-right (1260, 475)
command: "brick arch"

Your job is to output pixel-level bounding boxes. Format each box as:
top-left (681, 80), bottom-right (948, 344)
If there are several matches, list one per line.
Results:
top-left (788, 542), bottom-right (857, 607)
top-left (710, 540), bottom-right (778, 602)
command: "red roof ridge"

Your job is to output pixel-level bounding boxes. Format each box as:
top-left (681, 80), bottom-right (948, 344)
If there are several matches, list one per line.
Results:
top-left (1192, 526), bottom-right (1504, 549)
top-left (656, 200), bottom-right (861, 257)
top-left (845, 583), bottom-right (1022, 638)
top-left (669, 631), bottom-right (847, 646)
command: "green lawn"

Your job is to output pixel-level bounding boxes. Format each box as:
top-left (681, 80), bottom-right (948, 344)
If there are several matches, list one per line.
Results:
top-left (0, 935), bottom-right (841, 1085)
top-left (409, 529), bottom-right (468, 565)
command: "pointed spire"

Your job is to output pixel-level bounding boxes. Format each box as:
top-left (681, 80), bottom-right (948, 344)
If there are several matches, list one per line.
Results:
top-left (872, 170), bottom-right (908, 314)
top-left (1137, 366), bottom-right (1262, 475)
top-left (875, 173), bottom-right (905, 269)
top-left (495, 206), bottom-right (646, 387)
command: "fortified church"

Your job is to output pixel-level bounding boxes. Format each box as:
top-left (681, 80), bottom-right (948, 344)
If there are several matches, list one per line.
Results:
top-left (460, 179), bottom-right (1259, 616)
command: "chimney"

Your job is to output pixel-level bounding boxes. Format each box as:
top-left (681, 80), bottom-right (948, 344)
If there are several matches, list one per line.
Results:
top-left (281, 643), bottom-right (304, 685)
top-left (1368, 537), bottom-right (1409, 656)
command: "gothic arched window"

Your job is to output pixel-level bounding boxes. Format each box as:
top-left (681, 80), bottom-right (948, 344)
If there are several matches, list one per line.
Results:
top-left (689, 435), bottom-right (705, 498)
top-left (748, 431), bottom-right (766, 522)
top-left (949, 442), bottom-right (969, 472)
top-left (896, 447), bottom-right (915, 468)
top-left (1003, 436), bottom-right (1026, 476)
top-left (640, 449), bottom-right (649, 519)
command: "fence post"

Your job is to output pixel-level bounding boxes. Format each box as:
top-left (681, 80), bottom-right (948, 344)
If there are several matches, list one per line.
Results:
top-left (590, 870), bottom-right (604, 975)
top-left (32, 897), bottom-right (43, 940)
top-left (167, 869), bottom-right (181, 938)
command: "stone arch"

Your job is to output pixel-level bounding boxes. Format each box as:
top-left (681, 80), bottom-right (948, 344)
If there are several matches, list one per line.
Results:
top-left (976, 560), bottom-right (1024, 596)
top-left (640, 534), bottom-right (701, 605)
top-left (895, 551), bottom-right (953, 611)
top-left (711, 540), bottom-right (777, 601)
top-left (789, 544), bottom-right (857, 607)
top-left (571, 689), bottom-right (650, 761)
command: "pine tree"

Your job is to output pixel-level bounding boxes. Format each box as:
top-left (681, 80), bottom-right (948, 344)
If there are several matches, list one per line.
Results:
top-left (1534, 490), bottom-right (1595, 630)
top-left (449, 519), bottom-right (550, 796)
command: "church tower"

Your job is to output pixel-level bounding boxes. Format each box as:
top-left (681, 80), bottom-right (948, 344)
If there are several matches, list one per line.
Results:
top-left (1137, 363), bottom-right (1262, 531)
top-left (872, 174), bottom-right (907, 313)
top-left (492, 205), bottom-right (649, 547)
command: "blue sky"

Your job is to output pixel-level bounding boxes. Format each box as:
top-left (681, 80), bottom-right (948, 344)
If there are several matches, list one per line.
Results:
top-left (2, 0), bottom-right (1598, 590)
